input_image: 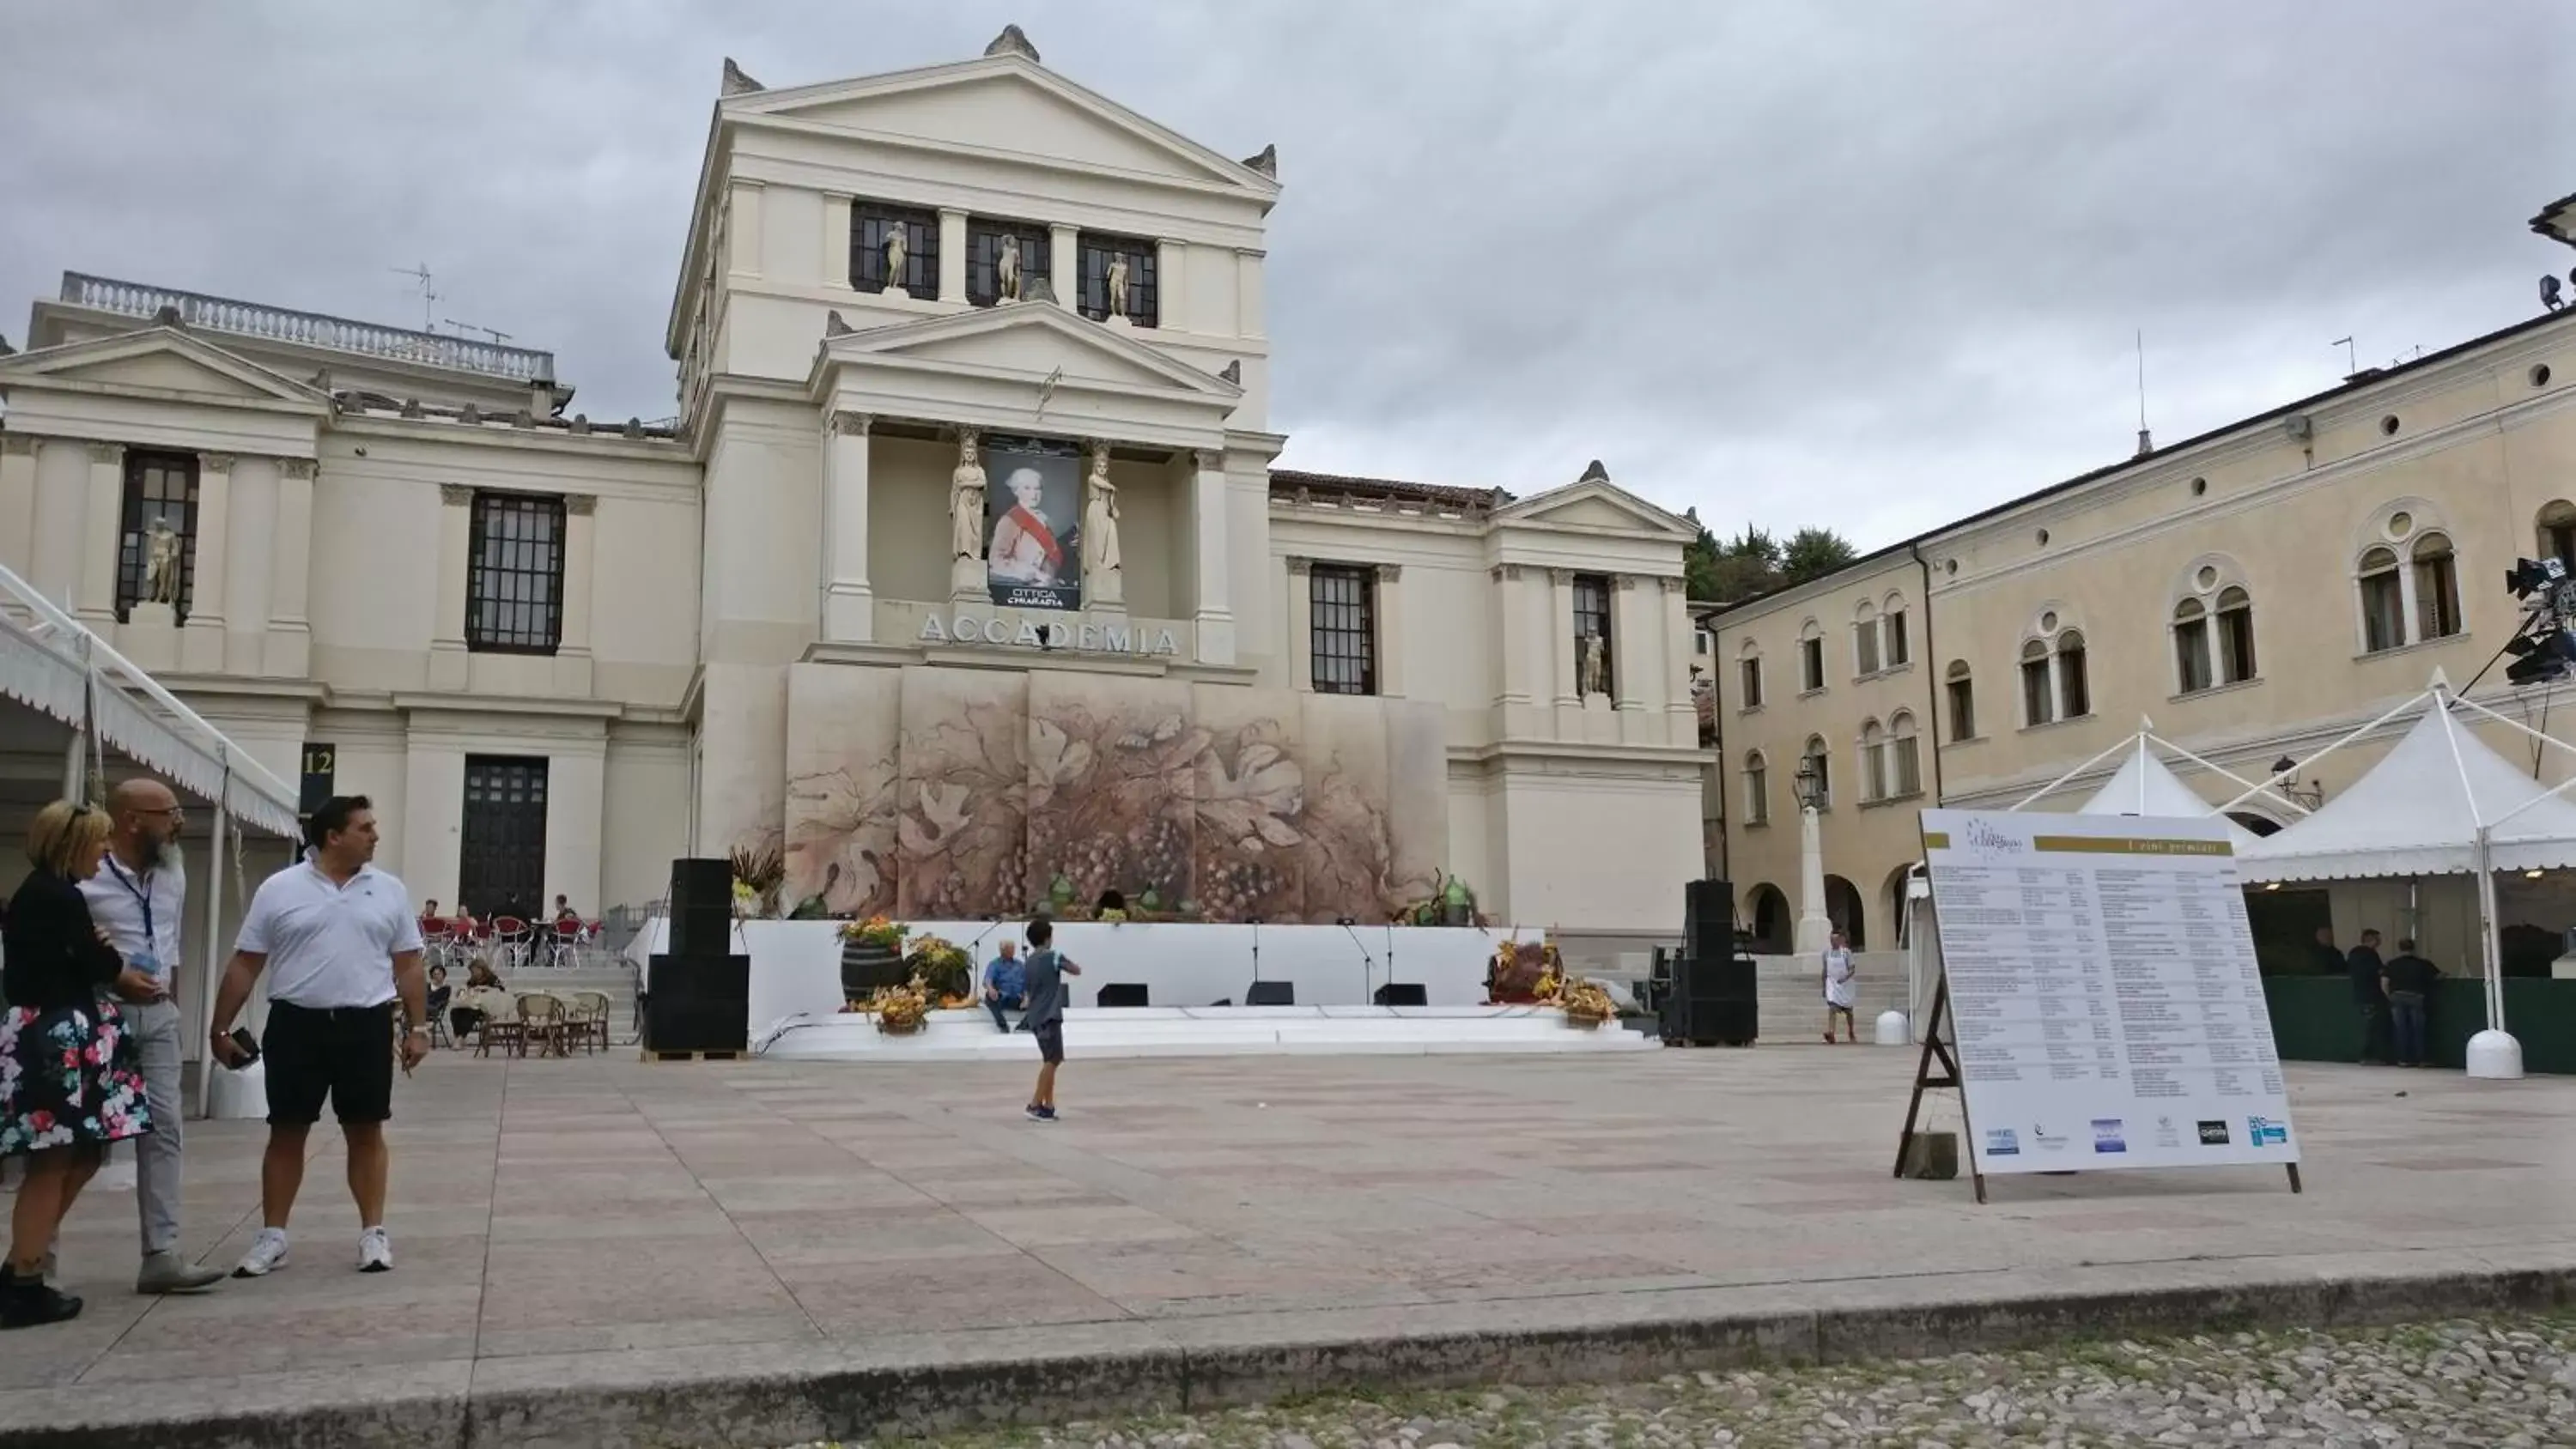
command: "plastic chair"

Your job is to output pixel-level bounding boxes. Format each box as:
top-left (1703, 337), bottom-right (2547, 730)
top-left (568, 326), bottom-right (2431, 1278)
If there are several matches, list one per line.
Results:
top-left (491, 917), bottom-right (533, 973)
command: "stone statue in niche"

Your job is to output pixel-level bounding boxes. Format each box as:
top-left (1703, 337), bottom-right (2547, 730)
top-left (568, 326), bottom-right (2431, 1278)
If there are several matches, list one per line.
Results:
top-left (1579, 631), bottom-right (1609, 698)
top-left (143, 520), bottom-right (184, 607)
top-left (996, 235), bottom-right (1023, 302)
top-left (882, 226), bottom-right (907, 292)
top-left (950, 433), bottom-right (988, 571)
top-left (1081, 442), bottom-right (1123, 608)
top-left (1104, 253), bottom-right (1130, 320)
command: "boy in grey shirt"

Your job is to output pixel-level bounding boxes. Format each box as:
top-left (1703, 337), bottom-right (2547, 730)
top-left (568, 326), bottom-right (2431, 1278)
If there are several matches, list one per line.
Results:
top-left (1015, 916), bottom-right (1081, 1121)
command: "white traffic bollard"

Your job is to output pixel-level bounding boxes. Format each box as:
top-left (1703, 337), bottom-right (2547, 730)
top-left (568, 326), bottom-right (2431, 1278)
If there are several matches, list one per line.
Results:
top-left (1874, 1009), bottom-right (1909, 1046)
top-left (2464, 1029), bottom-right (2524, 1081)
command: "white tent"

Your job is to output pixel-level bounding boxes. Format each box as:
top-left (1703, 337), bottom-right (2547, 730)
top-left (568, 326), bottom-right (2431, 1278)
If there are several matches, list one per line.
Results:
top-left (2233, 699), bottom-right (2576, 882)
top-left (2075, 738), bottom-right (2263, 850)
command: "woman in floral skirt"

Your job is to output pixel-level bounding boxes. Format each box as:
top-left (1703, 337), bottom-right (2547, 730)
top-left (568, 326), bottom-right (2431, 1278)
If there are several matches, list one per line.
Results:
top-left (1, 801), bottom-right (160, 1328)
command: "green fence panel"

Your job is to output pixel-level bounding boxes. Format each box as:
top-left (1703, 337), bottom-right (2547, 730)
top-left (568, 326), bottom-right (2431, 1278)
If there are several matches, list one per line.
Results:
top-left (2262, 977), bottom-right (2576, 1074)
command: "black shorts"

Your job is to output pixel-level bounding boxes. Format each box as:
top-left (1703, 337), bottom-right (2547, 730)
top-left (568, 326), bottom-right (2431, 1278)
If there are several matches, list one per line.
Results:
top-left (264, 1001), bottom-right (398, 1127)
top-left (1032, 1021), bottom-right (1065, 1064)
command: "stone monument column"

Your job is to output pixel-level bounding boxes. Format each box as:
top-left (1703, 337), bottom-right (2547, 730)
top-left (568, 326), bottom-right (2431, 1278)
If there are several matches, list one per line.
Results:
top-left (822, 410), bottom-right (873, 641)
top-left (949, 430), bottom-right (988, 601)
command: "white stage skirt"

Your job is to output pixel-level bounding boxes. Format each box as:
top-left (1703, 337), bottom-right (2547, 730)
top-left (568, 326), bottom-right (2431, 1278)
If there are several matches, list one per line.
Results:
top-left (760, 1003), bottom-right (1656, 1062)
top-left (628, 919), bottom-right (1545, 1042)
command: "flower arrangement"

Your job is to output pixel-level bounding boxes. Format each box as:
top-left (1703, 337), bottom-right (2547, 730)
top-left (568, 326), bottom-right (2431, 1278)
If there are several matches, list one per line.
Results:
top-left (839, 915), bottom-right (909, 950)
top-left (1558, 979), bottom-right (1619, 1027)
top-left (905, 934), bottom-right (973, 1002)
top-left (729, 840), bottom-right (787, 919)
top-left (873, 983), bottom-right (929, 1034)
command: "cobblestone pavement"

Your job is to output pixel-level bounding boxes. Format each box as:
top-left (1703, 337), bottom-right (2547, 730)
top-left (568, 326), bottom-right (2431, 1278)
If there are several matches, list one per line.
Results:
top-left (783, 1314), bottom-right (2576, 1448)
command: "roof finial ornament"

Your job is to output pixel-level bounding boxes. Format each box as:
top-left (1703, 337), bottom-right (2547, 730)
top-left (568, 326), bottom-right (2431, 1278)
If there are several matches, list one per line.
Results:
top-left (1578, 459), bottom-right (1609, 483)
top-left (152, 305), bottom-right (184, 328)
top-left (1218, 360), bottom-right (1242, 385)
top-left (824, 310), bottom-right (854, 338)
top-left (984, 24), bottom-right (1041, 63)
top-left (1241, 143), bottom-right (1278, 179)
top-left (721, 58), bottom-right (765, 96)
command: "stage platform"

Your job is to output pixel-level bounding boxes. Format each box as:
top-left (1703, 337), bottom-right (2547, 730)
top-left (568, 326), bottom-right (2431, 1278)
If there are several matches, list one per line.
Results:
top-left (758, 1003), bottom-right (1656, 1061)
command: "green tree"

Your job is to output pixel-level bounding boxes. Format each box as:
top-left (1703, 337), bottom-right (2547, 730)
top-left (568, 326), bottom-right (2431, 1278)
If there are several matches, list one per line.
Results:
top-left (1705, 526), bottom-right (1783, 603)
top-left (1780, 526), bottom-right (1858, 585)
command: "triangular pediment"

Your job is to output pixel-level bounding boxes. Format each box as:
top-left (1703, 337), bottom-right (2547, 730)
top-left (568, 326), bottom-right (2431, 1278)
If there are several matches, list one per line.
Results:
top-left (732, 56), bottom-right (1278, 196)
top-left (0, 327), bottom-right (328, 410)
top-left (822, 304), bottom-right (1242, 403)
top-left (1497, 476), bottom-right (1698, 540)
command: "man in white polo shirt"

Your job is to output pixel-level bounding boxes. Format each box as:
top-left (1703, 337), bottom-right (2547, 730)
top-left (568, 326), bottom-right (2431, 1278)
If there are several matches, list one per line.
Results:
top-left (77, 778), bottom-right (228, 1294)
top-left (209, 796), bottom-right (428, 1276)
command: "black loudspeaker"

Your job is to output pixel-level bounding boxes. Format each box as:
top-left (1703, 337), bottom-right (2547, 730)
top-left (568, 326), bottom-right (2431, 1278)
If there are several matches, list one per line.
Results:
top-left (668, 858), bottom-right (734, 958)
top-left (1097, 983), bottom-right (1151, 1008)
top-left (1685, 878), bottom-right (1735, 967)
top-left (1374, 982), bottom-right (1428, 1007)
top-left (644, 953), bottom-right (750, 1052)
top-left (1245, 980), bottom-right (1295, 1006)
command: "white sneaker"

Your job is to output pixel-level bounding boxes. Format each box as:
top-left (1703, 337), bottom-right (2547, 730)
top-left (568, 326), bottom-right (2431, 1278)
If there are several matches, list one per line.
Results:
top-left (357, 1227), bottom-right (392, 1273)
top-left (234, 1228), bottom-right (289, 1278)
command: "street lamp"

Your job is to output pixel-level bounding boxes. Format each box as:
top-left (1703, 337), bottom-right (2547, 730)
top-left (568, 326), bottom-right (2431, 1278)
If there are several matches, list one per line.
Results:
top-left (1792, 756), bottom-right (1832, 955)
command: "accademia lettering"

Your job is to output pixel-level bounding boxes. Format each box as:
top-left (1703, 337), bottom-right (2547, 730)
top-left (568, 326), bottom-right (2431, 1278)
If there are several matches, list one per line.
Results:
top-left (919, 613), bottom-right (1182, 658)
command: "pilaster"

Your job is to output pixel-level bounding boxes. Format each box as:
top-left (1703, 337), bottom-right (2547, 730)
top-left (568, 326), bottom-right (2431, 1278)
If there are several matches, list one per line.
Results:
top-left (1663, 578), bottom-right (1698, 748)
top-left (0, 435), bottom-right (37, 583)
top-left (181, 452), bottom-right (233, 670)
top-left (822, 411), bottom-right (873, 643)
top-left (1614, 574), bottom-right (1658, 745)
top-left (1191, 449), bottom-right (1234, 664)
top-left (1550, 567), bottom-right (1581, 735)
top-left (823, 194), bottom-right (853, 288)
top-left (428, 482), bottom-right (472, 690)
top-left (726, 179), bottom-right (764, 278)
top-left (264, 458), bottom-right (314, 676)
top-left (1492, 563), bottom-right (1534, 733)
top-left (1285, 555), bottom-right (1314, 691)
top-left (937, 209), bottom-right (968, 302)
top-left (1235, 248), bottom-right (1267, 339)
top-left (75, 440), bottom-right (124, 624)
top-left (559, 493), bottom-right (598, 695)
top-left (1048, 223), bottom-right (1079, 311)
top-left (1155, 239), bottom-right (1183, 329)
top-left (1375, 563), bottom-right (1406, 698)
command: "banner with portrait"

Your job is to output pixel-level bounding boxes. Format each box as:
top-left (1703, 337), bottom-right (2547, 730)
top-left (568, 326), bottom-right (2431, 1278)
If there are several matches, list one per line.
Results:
top-left (983, 439), bottom-right (1083, 611)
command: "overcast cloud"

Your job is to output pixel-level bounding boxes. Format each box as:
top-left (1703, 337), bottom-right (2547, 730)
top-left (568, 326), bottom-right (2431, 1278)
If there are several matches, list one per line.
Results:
top-left (3, 2), bottom-right (2568, 548)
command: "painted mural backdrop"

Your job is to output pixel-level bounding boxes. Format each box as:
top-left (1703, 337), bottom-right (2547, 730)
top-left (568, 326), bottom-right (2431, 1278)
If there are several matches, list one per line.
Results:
top-left (782, 664), bottom-right (1448, 923)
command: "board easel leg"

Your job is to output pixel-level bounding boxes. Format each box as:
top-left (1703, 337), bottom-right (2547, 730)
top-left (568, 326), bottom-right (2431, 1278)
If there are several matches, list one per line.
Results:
top-left (2285, 1163), bottom-right (2303, 1195)
top-left (1971, 1171), bottom-right (1988, 1205)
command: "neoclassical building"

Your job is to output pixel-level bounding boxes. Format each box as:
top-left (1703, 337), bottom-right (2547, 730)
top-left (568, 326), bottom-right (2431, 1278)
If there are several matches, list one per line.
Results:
top-left (0, 29), bottom-right (1705, 954)
top-left (1712, 220), bottom-right (2576, 965)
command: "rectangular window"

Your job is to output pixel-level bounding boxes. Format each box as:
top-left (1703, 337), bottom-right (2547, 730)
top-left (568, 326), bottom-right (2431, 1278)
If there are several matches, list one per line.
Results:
top-left (465, 491), bottom-right (567, 654)
top-left (2415, 552), bottom-right (2461, 640)
top-left (966, 218), bottom-right (1051, 306)
top-left (1855, 621), bottom-right (1880, 676)
top-left (2175, 617), bottom-right (2213, 694)
top-left (1893, 735), bottom-right (1922, 797)
top-left (1946, 675), bottom-right (1975, 741)
top-left (1309, 564), bottom-right (1376, 695)
top-left (1738, 656), bottom-right (1764, 709)
top-left (2021, 655), bottom-right (2054, 726)
top-left (1885, 610), bottom-right (1909, 667)
top-left (1571, 574), bottom-right (1613, 697)
top-left (2059, 641), bottom-right (2090, 718)
top-left (1745, 761), bottom-right (1769, 825)
top-left (1076, 232), bottom-right (1158, 326)
top-left (114, 449), bottom-right (199, 622)
top-left (852, 203), bottom-right (939, 297)
top-left (1800, 637), bottom-right (1825, 691)
top-left (1862, 739), bottom-right (1887, 803)
top-left (2219, 603), bottom-right (2257, 684)
top-left (459, 755), bottom-right (548, 920)
top-left (2359, 571), bottom-right (2404, 652)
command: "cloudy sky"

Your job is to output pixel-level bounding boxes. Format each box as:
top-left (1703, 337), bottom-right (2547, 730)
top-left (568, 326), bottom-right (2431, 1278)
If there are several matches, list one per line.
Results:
top-left (3, 2), bottom-right (2567, 548)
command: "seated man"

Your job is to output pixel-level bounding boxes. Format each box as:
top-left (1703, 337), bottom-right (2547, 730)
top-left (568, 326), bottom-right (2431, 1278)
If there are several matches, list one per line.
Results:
top-left (982, 937), bottom-right (1026, 1033)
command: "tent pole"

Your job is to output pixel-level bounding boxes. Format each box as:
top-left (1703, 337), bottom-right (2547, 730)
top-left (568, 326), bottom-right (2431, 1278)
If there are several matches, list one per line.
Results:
top-left (2215, 687), bottom-right (2433, 815)
top-left (2010, 729), bottom-right (2148, 811)
top-left (195, 800), bottom-right (228, 1119)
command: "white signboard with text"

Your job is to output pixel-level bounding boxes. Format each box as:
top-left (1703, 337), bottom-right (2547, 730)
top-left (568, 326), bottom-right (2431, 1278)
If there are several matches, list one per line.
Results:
top-left (1919, 809), bottom-right (2300, 1176)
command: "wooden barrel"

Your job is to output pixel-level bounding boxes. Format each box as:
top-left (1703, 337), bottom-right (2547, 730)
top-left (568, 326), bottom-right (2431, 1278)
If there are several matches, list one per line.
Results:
top-left (840, 939), bottom-right (908, 999)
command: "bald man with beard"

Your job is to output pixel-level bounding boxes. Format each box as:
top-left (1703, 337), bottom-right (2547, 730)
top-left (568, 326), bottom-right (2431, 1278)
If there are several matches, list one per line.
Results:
top-left (76, 779), bottom-right (226, 1294)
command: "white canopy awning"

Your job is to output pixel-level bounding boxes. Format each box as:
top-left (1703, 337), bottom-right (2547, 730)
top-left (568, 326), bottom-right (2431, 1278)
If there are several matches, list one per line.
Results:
top-left (0, 565), bottom-right (300, 838)
top-left (2234, 698), bottom-right (2576, 883)
top-left (2075, 738), bottom-right (2262, 850)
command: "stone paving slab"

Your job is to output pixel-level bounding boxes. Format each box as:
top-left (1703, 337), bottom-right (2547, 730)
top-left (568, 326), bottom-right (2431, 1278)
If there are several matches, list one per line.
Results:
top-left (3, 1047), bottom-right (2571, 1446)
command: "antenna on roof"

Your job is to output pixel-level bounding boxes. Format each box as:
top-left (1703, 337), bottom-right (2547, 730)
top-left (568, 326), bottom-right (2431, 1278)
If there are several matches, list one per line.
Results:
top-left (2133, 329), bottom-right (2151, 456)
top-left (2331, 335), bottom-right (2357, 376)
top-left (390, 264), bottom-right (439, 330)
top-left (443, 318), bottom-right (513, 346)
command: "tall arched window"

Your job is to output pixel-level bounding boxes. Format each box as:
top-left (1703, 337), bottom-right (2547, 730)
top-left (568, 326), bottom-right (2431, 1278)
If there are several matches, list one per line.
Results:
top-left (1888, 710), bottom-right (1923, 797)
top-left (2020, 639), bottom-right (2055, 726)
top-left (1853, 601), bottom-right (1881, 676)
top-left (1944, 661), bottom-right (1976, 741)
top-left (2358, 545), bottom-right (2403, 652)
top-left (1736, 640), bottom-right (1765, 710)
top-left (1801, 734), bottom-right (1832, 808)
top-left (2172, 597), bottom-right (2213, 694)
top-left (1858, 718), bottom-right (1887, 802)
top-left (2215, 585), bottom-right (2257, 683)
top-left (1798, 620), bottom-right (1826, 691)
top-left (1742, 750), bottom-right (1770, 826)
top-left (2539, 500), bottom-right (2576, 570)
top-left (2413, 531), bottom-right (2461, 640)
top-left (2057, 630), bottom-right (2089, 718)
top-left (1881, 592), bottom-right (1911, 668)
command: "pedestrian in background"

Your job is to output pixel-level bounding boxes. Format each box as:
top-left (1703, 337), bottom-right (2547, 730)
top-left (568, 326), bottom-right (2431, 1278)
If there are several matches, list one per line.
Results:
top-left (2347, 928), bottom-right (2390, 1064)
top-left (2379, 939), bottom-right (2444, 1069)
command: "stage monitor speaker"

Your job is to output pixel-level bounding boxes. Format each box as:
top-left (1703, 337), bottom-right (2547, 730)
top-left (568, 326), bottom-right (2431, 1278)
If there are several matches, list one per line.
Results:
top-left (1687, 952), bottom-right (1758, 1005)
top-left (644, 952), bottom-right (750, 1053)
top-left (1684, 878), bottom-right (1735, 967)
top-left (1245, 980), bottom-right (1295, 1006)
top-left (668, 858), bottom-right (734, 958)
top-left (1373, 982), bottom-right (1428, 1007)
top-left (1097, 983), bottom-right (1150, 1008)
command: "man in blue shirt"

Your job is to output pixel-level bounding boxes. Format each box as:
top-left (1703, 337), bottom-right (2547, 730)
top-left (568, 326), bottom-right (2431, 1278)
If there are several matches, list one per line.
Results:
top-left (981, 937), bottom-right (1025, 1033)
top-left (1016, 916), bottom-right (1081, 1121)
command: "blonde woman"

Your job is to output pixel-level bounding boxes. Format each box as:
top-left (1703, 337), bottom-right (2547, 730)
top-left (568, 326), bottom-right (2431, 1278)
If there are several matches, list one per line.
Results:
top-left (1, 802), bottom-right (161, 1328)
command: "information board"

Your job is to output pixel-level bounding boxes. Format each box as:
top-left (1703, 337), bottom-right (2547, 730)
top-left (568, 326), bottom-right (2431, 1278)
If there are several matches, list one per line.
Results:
top-left (1918, 809), bottom-right (2299, 1176)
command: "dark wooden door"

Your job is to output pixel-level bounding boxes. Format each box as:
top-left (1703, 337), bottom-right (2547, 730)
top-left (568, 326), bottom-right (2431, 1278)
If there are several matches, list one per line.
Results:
top-left (459, 755), bottom-right (548, 919)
